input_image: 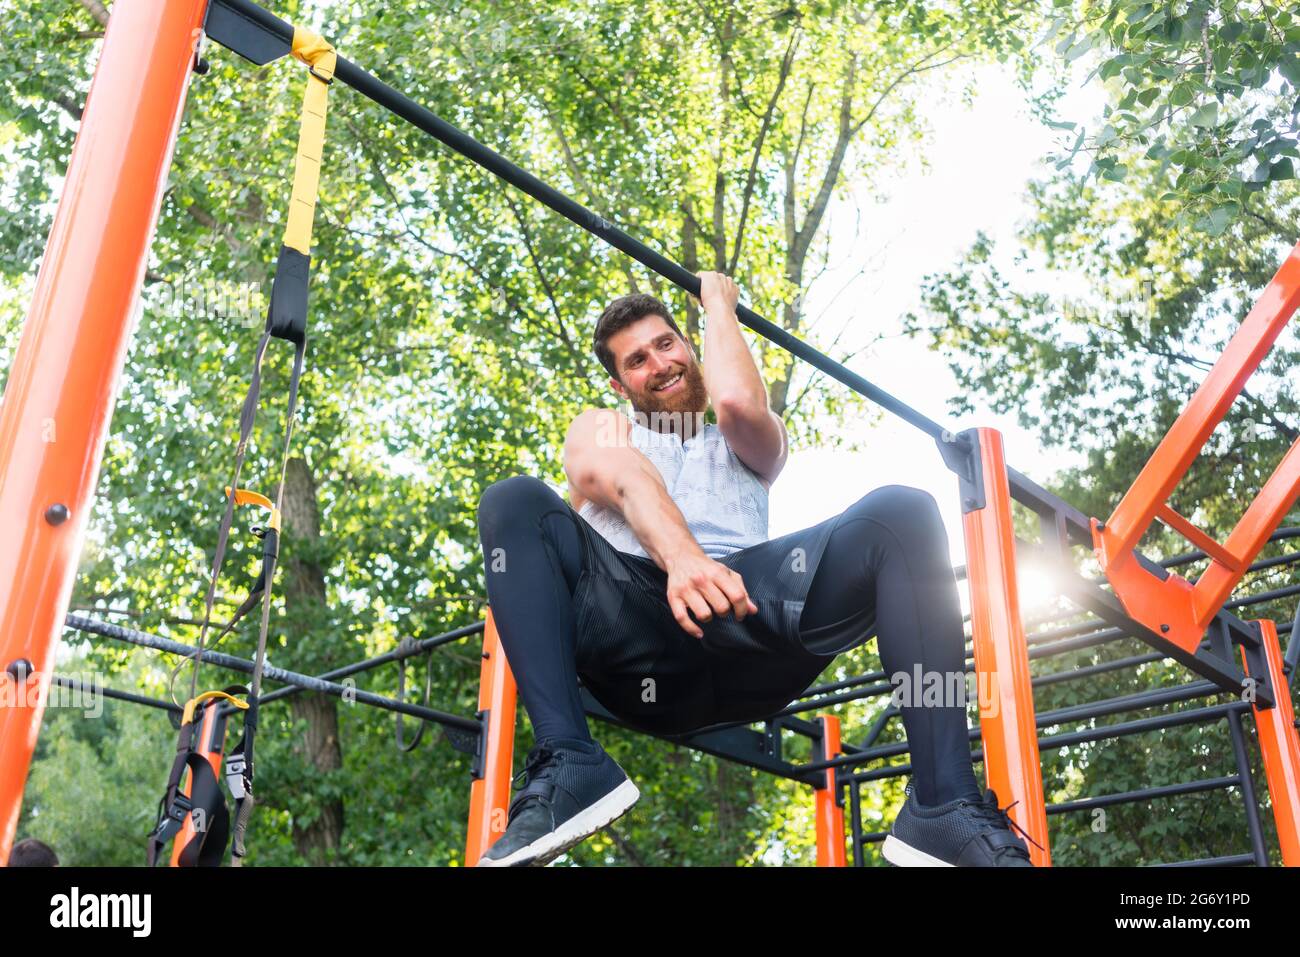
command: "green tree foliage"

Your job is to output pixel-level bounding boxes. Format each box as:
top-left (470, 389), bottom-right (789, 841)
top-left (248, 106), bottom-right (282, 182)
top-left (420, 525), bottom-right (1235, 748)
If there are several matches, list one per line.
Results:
top-left (1042, 0), bottom-right (1300, 233)
top-left (908, 2), bottom-right (1299, 861)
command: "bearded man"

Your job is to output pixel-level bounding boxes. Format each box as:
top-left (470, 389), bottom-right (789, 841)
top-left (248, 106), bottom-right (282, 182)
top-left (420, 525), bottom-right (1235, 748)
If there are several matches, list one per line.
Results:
top-left (475, 272), bottom-right (1033, 868)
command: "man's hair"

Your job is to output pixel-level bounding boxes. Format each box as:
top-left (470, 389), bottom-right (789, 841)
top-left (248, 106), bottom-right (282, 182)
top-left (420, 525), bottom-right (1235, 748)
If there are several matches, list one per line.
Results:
top-left (9, 837), bottom-right (58, 867)
top-left (592, 293), bottom-right (685, 381)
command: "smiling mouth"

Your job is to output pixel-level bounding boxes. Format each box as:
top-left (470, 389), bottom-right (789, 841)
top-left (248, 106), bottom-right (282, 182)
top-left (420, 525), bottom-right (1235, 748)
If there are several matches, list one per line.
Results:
top-left (651, 373), bottom-right (683, 393)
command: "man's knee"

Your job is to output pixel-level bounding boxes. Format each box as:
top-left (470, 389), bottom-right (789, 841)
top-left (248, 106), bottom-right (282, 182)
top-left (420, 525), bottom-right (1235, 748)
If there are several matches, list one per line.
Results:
top-left (845, 485), bottom-right (945, 539)
top-left (853, 484), bottom-right (939, 516)
top-left (477, 475), bottom-right (563, 542)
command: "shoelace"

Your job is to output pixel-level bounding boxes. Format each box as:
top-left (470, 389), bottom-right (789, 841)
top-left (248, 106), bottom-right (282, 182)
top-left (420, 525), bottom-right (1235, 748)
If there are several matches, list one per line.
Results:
top-left (511, 746), bottom-right (566, 794)
top-left (960, 792), bottom-right (1044, 859)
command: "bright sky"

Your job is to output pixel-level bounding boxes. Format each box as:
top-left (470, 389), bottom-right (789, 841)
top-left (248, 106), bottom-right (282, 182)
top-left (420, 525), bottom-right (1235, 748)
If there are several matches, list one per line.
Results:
top-left (769, 62), bottom-right (1104, 581)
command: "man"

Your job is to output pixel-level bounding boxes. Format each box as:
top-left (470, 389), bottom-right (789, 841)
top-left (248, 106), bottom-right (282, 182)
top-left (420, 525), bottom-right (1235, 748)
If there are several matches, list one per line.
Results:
top-left (9, 837), bottom-right (59, 866)
top-left (476, 272), bottom-right (1034, 867)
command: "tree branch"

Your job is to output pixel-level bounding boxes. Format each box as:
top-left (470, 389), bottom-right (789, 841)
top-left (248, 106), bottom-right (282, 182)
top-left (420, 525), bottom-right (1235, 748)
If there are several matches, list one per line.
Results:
top-left (77, 0), bottom-right (109, 28)
top-left (728, 29), bottom-right (800, 274)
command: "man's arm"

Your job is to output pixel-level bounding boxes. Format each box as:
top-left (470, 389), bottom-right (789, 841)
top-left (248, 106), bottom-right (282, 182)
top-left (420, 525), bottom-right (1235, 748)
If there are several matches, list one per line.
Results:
top-left (697, 272), bottom-right (788, 484)
top-left (564, 408), bottom-right (756, 637)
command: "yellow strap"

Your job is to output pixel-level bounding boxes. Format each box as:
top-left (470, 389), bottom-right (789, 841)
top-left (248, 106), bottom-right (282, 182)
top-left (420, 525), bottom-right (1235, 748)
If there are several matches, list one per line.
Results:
top-left (283, 27), bottom-right (337, 256)
top-left (224, 485), bottom-right (282, 532)
top-left (182, 689), bottom-right (249, 726)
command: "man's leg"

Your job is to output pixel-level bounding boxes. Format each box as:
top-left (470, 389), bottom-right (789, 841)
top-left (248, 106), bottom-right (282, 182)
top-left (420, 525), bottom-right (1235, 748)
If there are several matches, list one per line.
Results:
top-left (477, 475), bottom-right (593, 746)
top-left (475, 476), bottom-right (640, 866)
top-left (799, 485), bottom-right (981, 806)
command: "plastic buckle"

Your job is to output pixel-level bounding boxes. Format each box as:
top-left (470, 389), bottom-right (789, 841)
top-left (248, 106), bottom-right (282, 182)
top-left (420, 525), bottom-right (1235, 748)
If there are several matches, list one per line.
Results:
top-left (226, 756), bottom-right (248, 800)
top-left (167, 793), bottom-right (193, 823)
top-left (308, 64), bottom-right (335, 85)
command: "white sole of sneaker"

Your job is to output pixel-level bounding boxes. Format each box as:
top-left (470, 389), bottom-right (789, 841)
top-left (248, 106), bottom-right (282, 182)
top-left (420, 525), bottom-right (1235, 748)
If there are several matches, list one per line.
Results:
top-left (476, 778), bottom-right (641, 868)
top-left (881, 834), bottom-right (954, 867)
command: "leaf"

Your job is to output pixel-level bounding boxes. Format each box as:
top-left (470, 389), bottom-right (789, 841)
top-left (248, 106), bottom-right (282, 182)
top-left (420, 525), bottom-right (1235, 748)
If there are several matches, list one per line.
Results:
top-left (1219, 22), bottom-right (1245, 42)
top-left (1268, 157), bottom-right (1297, 182)
top-left (1065, 33), bottom-right (1096, 63)
top-left (1282, 57), bottom-right (1300, 88)
top-left (1188, 102), bottom-right (1219, 128)
top-left (1136, 87), bottom-right (1161, 107)
top-left (1202, 202), bottom-right (1239, 236)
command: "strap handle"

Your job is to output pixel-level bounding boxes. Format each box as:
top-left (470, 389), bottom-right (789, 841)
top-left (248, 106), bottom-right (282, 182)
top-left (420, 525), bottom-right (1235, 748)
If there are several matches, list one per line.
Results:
top-left (284, 28), bottom-right (336, 257)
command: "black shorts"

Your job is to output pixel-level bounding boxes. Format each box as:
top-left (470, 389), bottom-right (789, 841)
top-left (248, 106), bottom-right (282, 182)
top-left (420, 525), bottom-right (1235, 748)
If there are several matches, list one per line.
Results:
top-left (568, 506), bottom-right (867, 736)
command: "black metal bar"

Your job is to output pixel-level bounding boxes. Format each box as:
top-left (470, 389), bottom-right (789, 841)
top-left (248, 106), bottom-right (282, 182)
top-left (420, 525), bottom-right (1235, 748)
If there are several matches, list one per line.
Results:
top-left (1289, 599), bottom-right (1300, 673)
top-left (848, 780), bottom-right (865, 867)
top-left (1225, 708), bottom-right (1270, 867)
top-left (64, 614), bottom-right (480, 732)
top-left (1159, 527), bottom-right (1300, 571)
top-left (828, 701), bottom-right (1250, 779)
top-left (1044, 776), bottom-right (1241, 814)
top-left (50, 674), bottom-right (184, 715)
top-left (578, 688), bottom-right (809, 780)
top-left (1154, 854), bottom-right (1256, 867)
top-left (211, 0), bottom-right (952, 442)
top-left (255, 620), bottom-right (485, 706)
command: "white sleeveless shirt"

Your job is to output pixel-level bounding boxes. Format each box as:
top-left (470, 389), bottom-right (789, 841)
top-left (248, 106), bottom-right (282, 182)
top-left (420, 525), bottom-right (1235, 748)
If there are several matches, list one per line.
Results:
top-left (577, 420), bottom-right (769, 559)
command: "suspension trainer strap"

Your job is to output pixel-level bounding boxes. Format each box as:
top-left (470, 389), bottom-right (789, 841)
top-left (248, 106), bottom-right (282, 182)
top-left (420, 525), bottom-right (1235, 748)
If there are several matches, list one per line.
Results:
top-left (230, 26), bottom-right (336, 868)
top-left (146, 690), bottom-right (248, 867)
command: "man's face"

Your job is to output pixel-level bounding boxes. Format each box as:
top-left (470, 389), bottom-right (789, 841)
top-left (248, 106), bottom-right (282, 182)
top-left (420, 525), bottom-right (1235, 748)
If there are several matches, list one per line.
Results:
top-left (607, 315), bottom-right (708, 419)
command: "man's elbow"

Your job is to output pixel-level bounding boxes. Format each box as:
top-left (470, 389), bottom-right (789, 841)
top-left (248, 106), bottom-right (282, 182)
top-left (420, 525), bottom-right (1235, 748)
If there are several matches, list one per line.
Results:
top-left (713, 392), bottom-right (773, 434)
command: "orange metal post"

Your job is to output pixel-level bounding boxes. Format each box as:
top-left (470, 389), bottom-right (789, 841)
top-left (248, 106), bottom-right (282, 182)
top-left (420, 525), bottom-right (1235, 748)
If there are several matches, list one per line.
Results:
top-left (464, 609), bottom-right (518, 866)
top-left (814, 714), bottom-right (846, 867)
top-left (1244, 620), bottom-right (1300, 866)
top-left (0, 0), bottom-right (210, 864)
top-left (961, 429), bottom-right (1051, 866)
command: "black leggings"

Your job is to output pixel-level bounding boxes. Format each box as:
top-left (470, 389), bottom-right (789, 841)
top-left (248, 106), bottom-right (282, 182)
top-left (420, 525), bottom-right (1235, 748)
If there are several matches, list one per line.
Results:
top-left (477, 477), bottom-right (981, 806)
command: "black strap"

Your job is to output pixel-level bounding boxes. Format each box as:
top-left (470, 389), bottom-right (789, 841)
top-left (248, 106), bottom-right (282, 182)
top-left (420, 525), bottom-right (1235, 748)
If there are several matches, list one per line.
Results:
top-left (394, 637), bottom-right (434, 752)
top-left (146, 697), bottom-right (235, 867)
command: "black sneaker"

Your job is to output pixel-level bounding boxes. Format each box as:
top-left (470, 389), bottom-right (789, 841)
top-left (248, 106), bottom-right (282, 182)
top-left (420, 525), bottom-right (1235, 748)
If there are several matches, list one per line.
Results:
top-left (476, 738), bottom-right (640, 867)
top-left (882, 784), bottom-right (1037, 867)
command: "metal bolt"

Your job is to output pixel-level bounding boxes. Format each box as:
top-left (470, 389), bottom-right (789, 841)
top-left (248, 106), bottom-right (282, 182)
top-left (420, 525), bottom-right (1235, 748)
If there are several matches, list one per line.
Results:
top-left (44, 503), bottom-right (69, 525)
top-left (1160, 624), bottom-right (1170, 633)
top-left (5, 659), bottom-right (34, 682)
top-left (963, 498), bottom-right (978, 510)
top-left (481, 651), bottom-right (490, 660)
top-left (193, 56), bottom-right (210, 75)
top-left (1096, 522), bottom-right (1106, 532)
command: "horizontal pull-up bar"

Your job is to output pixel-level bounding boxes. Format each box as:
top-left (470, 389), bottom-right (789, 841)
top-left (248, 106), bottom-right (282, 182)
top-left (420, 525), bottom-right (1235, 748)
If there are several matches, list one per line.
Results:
top-left (211, 0), bottom-right (951, 442)
top-left (64, 614), bottom-right (481, 733)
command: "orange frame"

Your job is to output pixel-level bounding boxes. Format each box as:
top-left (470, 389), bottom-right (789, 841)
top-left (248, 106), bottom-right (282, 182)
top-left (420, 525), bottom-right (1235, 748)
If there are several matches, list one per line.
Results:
top-left (1245, 620), bottom-right (1300, 866)
top-left (962, 429), bottom-right (1052, 866)
top-left (464, 610), bottom-right (517, 866)
top-left (1094, 242), bottom-right (1300, 655)
top-left (814, 714), bottom-right (847, 866)
top-left (0, 0), bottom-right (211, 865)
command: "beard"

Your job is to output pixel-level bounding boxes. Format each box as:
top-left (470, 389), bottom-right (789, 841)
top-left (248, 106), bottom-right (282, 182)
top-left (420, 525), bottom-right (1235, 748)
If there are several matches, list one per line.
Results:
top-left (625, 359), bottom-right (709, 436)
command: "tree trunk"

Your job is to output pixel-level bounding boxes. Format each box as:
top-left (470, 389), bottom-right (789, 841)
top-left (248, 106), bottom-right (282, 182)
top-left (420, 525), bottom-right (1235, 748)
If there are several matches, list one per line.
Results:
top-left (280, 455), bottom-right (345, 864)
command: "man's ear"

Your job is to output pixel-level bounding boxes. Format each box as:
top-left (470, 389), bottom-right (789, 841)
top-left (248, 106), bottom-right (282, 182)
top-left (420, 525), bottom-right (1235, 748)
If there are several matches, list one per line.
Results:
top-left (609, 376), bottom-right (626, 399)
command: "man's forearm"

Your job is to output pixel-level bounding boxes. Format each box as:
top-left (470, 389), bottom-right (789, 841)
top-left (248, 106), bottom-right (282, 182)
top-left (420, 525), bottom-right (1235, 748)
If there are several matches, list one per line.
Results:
top-left (700, 296), bottom-right (767, 409)
top-left (615, 465), bottom-right (705, 571)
